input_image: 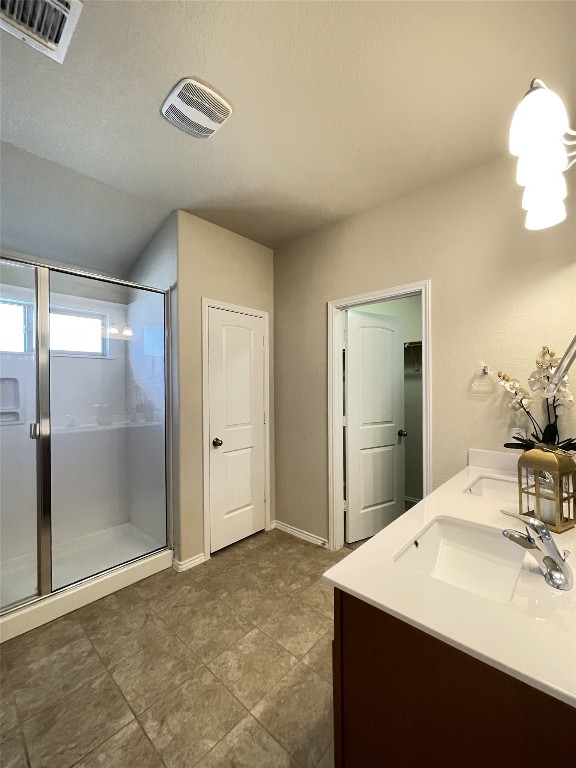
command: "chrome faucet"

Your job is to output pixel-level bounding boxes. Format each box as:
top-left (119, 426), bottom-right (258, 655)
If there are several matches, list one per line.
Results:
top-left (501, 510), bottom-right (573, 591)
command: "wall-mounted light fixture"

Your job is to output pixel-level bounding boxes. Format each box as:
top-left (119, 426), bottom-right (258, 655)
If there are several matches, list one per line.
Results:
top-left (106, 323), bottom-right (133, 339)
top-left (509, 79), bottom-right (575, 230)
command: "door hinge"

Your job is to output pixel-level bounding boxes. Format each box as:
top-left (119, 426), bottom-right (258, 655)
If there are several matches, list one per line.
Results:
top-left (343, 500), bottom-right (347, 512)
top-left (264, 412), bottom-right (266, 425)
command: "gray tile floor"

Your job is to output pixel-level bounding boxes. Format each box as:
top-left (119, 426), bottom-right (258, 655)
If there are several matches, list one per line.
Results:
top-left (0, 529), bottom-right (350, 768)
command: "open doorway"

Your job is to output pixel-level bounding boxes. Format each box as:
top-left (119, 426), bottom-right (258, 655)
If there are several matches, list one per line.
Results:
top-left (327, 281), bottom-right (431, 551)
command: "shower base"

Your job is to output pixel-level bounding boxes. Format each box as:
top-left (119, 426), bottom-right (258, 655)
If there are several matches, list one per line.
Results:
top-left (1, 522), bottom-right (164, 609)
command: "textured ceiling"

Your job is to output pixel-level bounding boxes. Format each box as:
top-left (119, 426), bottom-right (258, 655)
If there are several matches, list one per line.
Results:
top-left (0, 143), bottom-right (171, 275)
top-left (1, 1), bottom-right (575, 274)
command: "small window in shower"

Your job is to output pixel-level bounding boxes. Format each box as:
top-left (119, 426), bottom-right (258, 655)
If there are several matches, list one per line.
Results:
top-left (49, 309), bottom-right (107, 356)
top-left (0, 300), bottom-right (34, 353)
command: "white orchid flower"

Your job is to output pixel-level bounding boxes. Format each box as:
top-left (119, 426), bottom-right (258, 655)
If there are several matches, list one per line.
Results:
top-left (509, 389), bottom-right (532, 412)
top-left (504, 378), bottom-right (521, 394)
top-left (555, 389), bottom-right (574, 414)
top-left (528, 368), bottom-right (547, 392)
top-left (535, 347), bottom-right (560, 370)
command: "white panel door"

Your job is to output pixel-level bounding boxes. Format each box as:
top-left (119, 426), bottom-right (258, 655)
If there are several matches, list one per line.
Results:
top-left (346, 310), bottom-right (405, 543)
top-left (208, 307), bottom-right (266, 552)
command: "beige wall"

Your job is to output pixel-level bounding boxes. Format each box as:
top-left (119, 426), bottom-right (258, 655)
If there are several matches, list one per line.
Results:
top-left (177, 211), bottom-right (274, 562)
top-left (130, 212), bottom-right (178, 290)
top-left (274, 157), bottom-right (576, 541)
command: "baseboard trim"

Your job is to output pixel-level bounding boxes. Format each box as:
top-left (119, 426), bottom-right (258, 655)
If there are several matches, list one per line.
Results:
top-left (172, 553), bottom-right (206, 572)
top-left (270, 520), bottom-right (329, 548)
top-left (405, 496), bottom-right (422, 505)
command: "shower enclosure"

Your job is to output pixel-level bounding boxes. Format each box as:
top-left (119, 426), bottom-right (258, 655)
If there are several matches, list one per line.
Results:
top-left (0, 258), bottom-right (169, 612)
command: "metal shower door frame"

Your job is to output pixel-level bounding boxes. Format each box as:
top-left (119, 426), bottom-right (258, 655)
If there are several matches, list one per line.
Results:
top-left (1, 253), bottom-right (172, 614)
top-left (35, 266), bottom-right (52, 595)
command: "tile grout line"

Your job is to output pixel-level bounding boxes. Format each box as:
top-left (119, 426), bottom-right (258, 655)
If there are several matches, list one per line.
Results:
top-left (206, 632), bottom-right (299, 714)
top-left (249, 697), bottom-right (308, 768)
top-left (16, 717), bottom-right (33, 768)
top-left (315, 740), bottom-right (334, 768)
top-left (76, 593), bottom-right (177, 672)
top-left (76, 629), bottom-right (171, 768)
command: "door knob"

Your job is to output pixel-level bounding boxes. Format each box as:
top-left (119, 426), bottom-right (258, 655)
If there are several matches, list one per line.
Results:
top-left (398, 430), bottom-right (408, 437)
top-left (212, 437), bottom-right (223, 447)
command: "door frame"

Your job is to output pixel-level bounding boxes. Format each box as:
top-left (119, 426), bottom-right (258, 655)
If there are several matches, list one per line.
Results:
top-left (201, 298), bottom-right (271, 560)
top-left (327, 280), bottom-right (432, 551)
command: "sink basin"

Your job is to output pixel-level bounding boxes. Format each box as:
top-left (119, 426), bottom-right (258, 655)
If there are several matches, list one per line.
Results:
top-left (394, 517), bottom-right (526, 602)
top-left (463, 474), bottom-right (518, 505)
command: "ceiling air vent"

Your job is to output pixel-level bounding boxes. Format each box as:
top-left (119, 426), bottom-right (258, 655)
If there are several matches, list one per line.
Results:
top-left (0, 0), bottom-right (82, 63)
top-left (161, 78), bottom-right (232, 139)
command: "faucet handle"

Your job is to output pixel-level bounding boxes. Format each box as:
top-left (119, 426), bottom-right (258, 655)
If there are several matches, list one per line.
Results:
top-left (499, 509), bottom-right (551, 540)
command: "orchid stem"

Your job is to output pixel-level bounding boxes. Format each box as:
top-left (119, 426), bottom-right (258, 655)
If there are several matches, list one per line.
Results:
top-left (519, 398), bottom-right (543, 440)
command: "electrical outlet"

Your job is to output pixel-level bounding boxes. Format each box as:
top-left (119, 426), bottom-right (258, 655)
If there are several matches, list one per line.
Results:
top-left (511, 427), bottom-right (527, 441)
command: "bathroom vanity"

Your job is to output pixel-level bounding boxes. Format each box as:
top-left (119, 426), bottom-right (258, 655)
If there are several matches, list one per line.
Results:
top-left (324, 450), bottom-right (576, 767)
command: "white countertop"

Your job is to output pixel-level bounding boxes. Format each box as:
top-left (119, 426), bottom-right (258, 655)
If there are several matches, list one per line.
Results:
top-left (323, 450), bottom-right (576, 708)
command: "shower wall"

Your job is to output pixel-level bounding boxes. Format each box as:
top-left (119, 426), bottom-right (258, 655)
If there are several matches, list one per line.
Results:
top-left (1, 289), bottom-right (131, 558)
top-left (125, 291), bottom-right (166, 545)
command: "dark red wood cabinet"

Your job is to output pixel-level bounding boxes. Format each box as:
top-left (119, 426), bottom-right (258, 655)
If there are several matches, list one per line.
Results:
top-left (333, 588), bottom-right (576, 768)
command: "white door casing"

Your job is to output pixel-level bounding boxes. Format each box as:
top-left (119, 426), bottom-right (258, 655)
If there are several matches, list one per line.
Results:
top-left (207, 306), bottom-right (266, 553)
top-left (345, 310), bottom-right (405, 543)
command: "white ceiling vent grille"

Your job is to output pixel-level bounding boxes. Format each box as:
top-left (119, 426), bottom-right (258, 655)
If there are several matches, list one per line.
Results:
top-left (0, 0), bottom-right (82, 63)
top-left (161, 79), bottom-right (232, 139)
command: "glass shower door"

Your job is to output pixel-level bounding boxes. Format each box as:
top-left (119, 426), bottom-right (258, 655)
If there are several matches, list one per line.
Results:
top-left (49, 271), bottom-right (167, 589)
top-left (0, 261), bottom-right (39, 608)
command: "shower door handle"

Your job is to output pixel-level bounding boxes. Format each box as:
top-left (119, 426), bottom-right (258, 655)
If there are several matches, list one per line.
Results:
top-left (29, 423), bottom-right (40, 440)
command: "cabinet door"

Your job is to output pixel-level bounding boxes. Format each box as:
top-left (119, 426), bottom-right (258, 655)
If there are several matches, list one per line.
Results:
top-left (333, 589), bottom-right (576, 767)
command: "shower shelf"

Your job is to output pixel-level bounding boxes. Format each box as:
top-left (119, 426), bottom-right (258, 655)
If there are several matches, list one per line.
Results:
top-left (51, 421), bottom-right (163, 435)
top-left (0, 411), bottom-right (21, 424)
top-left (0, 378), bottom-right (22, 425)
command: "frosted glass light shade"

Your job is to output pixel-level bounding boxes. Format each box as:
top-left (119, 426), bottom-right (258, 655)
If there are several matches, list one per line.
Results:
top-left (515, 141), bottom-right (568, 186)
top-left (525, 200), bottom-right (566, 230)
top-left (522, 175), bottom-right (568, 210)
top-left (510, 86), bottom-right (569, 156)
